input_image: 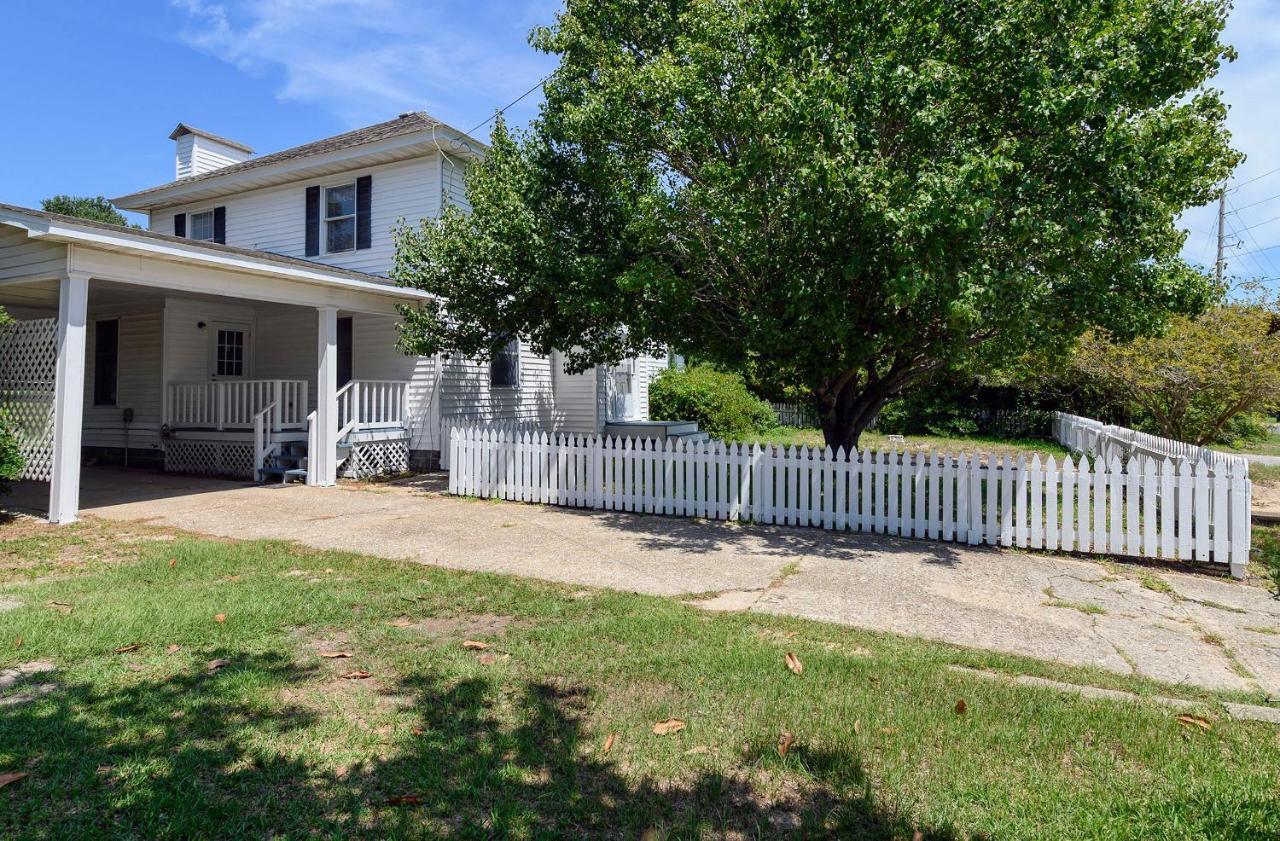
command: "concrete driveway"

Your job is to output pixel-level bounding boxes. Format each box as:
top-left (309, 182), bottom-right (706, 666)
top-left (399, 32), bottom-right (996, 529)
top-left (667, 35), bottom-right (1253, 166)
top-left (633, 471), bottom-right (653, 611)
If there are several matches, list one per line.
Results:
top-left (9, 467), bottom-right (1280, 695)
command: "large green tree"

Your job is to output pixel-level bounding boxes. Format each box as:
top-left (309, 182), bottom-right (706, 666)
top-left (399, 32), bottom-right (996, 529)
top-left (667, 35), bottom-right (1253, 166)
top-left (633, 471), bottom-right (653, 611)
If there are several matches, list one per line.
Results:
top-left (41, 195), bottom-right (135, 228)
top-left (395, 0), bottom-right (1239, 449)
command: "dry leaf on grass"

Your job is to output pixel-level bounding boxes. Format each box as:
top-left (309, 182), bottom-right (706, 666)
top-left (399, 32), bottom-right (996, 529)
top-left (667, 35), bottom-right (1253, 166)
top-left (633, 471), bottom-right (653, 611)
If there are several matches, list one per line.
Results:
top-left (114, 643), bottom-right (142, 654)
top-left (954, 699), bottom-right (968, 716)
top-left (784, 652), bottom-right (803, 675)
top-left (14, 637), bottom-right (21, 650)
top-left (388, 617), bottom-right (414, 628)
top-left (1176, 714), bottom-right (1213, 731)
top-left (168, 559), bottom-right (176, 569)
top-left (0, 772), bottom-right (28, 789)
top-left (777, 731), bottom-right (796, 758)
top-left (602, 732), bottom-right (616, 755)
top-left (853, 719), bottom-right (862, 736)
top-left (462, 640), bottom-right (490, 650)
top-left (222, 575), bottom-right (241, 582)
top-left (165, 645), bottom-right (182, 654)
top-left (384, 794), bottom-right (423, 806)
top-left (207, 659), bottom-right (231, 674)
top-left (46, 601), bottom-right (73, 614)
top-left (685, 745), bottom-right (710, 756)
top-left (652, 718), bottom-right (686, 736)
top-left (213, 614), bottom-right (226, 624)
top-left (340, 670), bottom-right (372, 680)
top-left (318, 651), bottom-right (353, 659)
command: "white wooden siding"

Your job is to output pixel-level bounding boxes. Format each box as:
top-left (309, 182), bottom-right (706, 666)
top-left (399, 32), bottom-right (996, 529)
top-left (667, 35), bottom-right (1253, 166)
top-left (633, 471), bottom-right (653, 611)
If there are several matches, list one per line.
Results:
top-left (352, 314), bottom-right (439, 451)
top-left (441, 153), bottom-right (472, 213)
top-left (439, 342), bottom-right (557, 438)
top-left (152, 155), bottom-right (442, 275)
top-left (82, 302), bottom-right (163, 452)
top-left (551, 351), bottom-right (600, 433)
top-left (0, 227), bottom-right (65, 282)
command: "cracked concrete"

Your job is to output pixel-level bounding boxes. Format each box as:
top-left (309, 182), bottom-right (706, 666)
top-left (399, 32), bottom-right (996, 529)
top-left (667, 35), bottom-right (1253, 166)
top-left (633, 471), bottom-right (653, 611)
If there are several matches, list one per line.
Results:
top-left (8, 467), bottom-right (1280, 695)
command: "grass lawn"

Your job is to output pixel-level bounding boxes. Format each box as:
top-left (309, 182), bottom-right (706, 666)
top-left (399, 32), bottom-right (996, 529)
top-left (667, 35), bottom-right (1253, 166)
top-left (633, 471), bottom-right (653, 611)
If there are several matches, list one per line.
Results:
top-left (1, 516), bottom-right (1278, 839)
top-left (733, 427), bottom-right (1071, 460)
top-left (1225, 432), bottom-right (1280, 457)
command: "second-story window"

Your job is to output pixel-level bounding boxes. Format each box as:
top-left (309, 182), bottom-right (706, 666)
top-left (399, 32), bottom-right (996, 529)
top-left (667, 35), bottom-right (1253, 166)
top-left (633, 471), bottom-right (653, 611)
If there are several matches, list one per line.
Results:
top-left (324, 184), bottom-right (356, 253)
top-left (189, 210), bottom-right (215, 242)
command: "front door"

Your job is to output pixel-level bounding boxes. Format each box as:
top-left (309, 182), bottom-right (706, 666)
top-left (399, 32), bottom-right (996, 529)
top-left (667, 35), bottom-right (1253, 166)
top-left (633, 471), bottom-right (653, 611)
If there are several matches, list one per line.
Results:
top-left (209, 321), bottom-right (251, 380)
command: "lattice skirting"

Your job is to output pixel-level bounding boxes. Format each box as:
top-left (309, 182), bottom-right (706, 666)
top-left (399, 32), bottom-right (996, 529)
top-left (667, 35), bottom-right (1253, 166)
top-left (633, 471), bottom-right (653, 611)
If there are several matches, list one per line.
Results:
top-left (341, 440), bottom-right (409, 479)
top-left (0, 317), bottom-right (57, 481)
top-left (163, 440), bottom-right (254, 479)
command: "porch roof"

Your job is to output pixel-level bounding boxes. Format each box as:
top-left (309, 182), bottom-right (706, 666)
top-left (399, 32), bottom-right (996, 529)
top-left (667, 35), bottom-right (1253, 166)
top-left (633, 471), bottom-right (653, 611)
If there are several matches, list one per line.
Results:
top-left (0, 203), bottom-right (434, 307)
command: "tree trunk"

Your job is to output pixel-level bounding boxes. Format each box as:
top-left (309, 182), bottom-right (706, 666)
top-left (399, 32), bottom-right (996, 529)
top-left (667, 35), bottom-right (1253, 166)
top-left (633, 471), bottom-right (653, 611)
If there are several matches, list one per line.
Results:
top-left (816, 376), bottom-right (895, 453)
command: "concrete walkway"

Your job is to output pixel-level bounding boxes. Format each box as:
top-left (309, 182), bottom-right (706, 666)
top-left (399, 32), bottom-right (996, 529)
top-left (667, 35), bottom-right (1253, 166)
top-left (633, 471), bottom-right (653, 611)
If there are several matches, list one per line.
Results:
top-left (9, 468), bottom-right (1280, 695)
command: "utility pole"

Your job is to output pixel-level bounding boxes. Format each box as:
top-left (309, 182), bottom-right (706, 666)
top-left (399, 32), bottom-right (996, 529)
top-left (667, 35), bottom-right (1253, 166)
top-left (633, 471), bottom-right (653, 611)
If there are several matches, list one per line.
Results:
top-left (1215, 189), bottom-right (1227, 285)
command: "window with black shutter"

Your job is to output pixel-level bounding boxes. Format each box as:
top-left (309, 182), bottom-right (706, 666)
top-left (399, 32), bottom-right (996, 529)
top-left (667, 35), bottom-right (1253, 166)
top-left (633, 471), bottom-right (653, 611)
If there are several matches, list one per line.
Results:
top-left (93, 319), bottom-right (119, 406)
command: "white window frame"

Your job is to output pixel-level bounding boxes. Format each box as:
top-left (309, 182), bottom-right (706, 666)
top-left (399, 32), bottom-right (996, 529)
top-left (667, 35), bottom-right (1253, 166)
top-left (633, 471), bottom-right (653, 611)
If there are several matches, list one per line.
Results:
top-left (323, 182), bottom-right (357, 255)
top-left (188, 209), bottom-right (216, 242)
top-left (489, 338), bottom-right (521, 389)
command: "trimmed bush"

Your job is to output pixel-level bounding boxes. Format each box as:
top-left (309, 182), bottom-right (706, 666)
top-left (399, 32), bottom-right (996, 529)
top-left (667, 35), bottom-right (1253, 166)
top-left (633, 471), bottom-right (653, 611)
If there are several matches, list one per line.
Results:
top-left (0, 413), bottom-right (23, 495)
top-left (649, 365), bottom-right (776, 438)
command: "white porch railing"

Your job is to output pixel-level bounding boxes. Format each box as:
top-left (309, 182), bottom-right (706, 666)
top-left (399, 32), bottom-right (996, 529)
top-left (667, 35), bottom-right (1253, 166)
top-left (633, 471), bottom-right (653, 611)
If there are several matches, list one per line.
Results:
top-left (166, 380), bottom-right (308, 431)
top-left (336, 380), bottom-right (410, 436)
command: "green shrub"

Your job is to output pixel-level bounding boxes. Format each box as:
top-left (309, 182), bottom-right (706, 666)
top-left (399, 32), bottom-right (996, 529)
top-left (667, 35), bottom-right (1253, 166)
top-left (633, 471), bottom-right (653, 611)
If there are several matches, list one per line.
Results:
top-left (649, 365), bottom-right (776, 438)
top-left (1215, 412), bottom-right (1271, 448)
top-left (0, 412), bottom-right (23, 495)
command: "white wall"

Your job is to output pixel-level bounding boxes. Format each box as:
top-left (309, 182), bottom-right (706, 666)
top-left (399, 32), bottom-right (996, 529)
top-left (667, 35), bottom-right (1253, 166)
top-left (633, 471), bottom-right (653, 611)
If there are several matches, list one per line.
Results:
top-left (81, 301), bottom-right (164, 453)
top-left (438, 343), bottom-right (556, 437)
top-left (0, 227), bottom-right (65, 282)
top-left (152, 155), bottom-right (442, 276)
top-left (552, 351), bottom-right (600, 434)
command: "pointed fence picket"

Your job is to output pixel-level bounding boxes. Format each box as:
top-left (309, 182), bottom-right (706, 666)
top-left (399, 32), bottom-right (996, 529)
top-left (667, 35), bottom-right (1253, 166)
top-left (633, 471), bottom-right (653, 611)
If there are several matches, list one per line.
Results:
top-left (448, 427), bottom-right (1252, 578)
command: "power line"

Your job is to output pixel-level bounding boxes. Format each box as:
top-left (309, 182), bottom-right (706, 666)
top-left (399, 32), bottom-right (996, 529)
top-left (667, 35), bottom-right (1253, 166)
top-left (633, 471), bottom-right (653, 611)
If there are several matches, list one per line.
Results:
top-left (1227, 196), bottom-right (1280, 278)
top-left (1226, 191), bottom-right (1280, 214)
top-left (466, 75), bottom-right (551, 136)
top-left (1232, 212), bottom-right (1280, 234)
top-left (1228, 165), bottom-right (1280, 193)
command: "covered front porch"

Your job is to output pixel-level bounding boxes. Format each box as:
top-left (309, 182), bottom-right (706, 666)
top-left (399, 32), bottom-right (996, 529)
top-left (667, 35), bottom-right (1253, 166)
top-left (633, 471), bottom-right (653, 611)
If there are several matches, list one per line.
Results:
top-left (0, 204), bottom-right (434, 523)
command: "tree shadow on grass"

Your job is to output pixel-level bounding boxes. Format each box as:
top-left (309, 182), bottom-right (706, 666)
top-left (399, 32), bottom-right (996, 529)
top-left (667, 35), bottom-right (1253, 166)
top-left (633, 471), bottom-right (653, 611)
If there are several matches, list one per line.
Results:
top-left (0, 650), bottom-right (972, 839)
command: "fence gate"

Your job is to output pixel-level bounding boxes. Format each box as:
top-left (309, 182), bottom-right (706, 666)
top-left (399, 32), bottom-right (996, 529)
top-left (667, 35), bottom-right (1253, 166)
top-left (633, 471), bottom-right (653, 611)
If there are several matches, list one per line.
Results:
top-left (0, 317), bottom-right (57, 481)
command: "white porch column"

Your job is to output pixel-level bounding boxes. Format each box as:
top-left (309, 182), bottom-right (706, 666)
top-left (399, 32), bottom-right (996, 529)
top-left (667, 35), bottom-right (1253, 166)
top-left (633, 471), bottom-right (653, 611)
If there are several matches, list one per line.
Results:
top-left (310, 306), bottom-right (339, 486)
top-left (48, 273), bottom-right (90, 524)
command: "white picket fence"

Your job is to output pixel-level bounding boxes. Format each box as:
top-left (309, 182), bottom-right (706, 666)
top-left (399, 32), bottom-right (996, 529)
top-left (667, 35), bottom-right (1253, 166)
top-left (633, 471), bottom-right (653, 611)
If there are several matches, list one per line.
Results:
top-left (1054, 412), bottom-right (1248, 473)
top-left (449, 427), bottom-right (1252, 577)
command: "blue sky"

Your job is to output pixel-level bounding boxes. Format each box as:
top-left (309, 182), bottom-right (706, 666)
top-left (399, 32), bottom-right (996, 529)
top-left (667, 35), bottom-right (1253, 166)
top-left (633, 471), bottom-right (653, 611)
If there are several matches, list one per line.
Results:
top-left (2, 0), bottom-right (1278, 278)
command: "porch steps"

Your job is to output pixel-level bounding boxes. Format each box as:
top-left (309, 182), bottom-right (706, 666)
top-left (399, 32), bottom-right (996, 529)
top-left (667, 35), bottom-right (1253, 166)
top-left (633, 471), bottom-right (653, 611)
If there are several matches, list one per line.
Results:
top-left (257, 441), bottom-right (310, 484)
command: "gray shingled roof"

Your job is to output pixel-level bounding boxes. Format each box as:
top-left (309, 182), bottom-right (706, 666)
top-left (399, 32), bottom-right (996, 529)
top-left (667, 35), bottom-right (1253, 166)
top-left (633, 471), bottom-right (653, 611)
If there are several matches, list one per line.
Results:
top-left (0, 202), bottom-right (401, 286)
top-left (169, 123), bottom-right (254, 154)
top-left (119, 112), bottom-right (456, 202)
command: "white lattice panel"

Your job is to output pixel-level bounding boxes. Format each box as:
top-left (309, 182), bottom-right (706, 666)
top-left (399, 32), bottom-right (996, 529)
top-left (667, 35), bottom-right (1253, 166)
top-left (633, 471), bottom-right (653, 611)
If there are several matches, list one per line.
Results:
top-left (342, 440), bottom-right (409, 479)
top-left (0, 318), bottom-right (57, 481)
top-left (163, 439), bottom-right (254, 479)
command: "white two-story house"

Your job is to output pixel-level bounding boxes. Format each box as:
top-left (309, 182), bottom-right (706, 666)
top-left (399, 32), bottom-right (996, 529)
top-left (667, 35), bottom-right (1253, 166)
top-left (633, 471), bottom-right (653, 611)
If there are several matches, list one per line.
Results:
top-left (0, 112), bottom-right (672, 523)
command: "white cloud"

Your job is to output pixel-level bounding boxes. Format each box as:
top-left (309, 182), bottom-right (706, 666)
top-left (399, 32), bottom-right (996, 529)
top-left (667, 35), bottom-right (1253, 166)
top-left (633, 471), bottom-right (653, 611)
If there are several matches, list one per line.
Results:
top-left (170, 0), bottom-right (558, 129)
top-left (1179, 0), bottom-right (1280, 280)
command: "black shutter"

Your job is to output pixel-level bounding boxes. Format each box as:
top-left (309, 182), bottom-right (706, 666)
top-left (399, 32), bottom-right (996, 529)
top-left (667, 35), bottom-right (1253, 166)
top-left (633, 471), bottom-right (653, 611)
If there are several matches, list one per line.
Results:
top-left (356, 175), bottom-right (372, 250)
top-left (174, 213), bottom-right (186, 238)
top-left (305, 186), bottom-right (320, 256)
top-left (212, 206), bottom-right (226, 244)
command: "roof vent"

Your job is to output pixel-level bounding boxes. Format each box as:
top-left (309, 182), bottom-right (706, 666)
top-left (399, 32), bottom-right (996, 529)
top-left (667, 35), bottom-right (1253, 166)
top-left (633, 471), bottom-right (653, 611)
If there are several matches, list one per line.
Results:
top-left (169, 123), bottom-right (253, 180)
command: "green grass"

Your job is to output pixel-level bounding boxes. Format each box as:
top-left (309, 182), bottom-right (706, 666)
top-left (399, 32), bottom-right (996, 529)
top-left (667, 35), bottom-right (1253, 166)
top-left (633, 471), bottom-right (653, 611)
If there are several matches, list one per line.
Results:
top-left (1, 518), bottom-right (1278, 839)
top-left (733, 427), bottom-right (1071, 460)
top-left (1225, 432), bottom-right (1280, 457)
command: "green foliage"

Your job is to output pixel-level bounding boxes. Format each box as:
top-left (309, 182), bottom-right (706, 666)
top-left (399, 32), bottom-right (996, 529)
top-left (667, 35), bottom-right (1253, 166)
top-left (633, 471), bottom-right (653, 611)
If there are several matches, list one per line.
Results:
top-left (0, 412), bottom-right (23, 495)
top-left (1217, 412), bottom-right (1271, 448)
top-left (40, 195), bottom-right (136, 228)
top-left (1252, 526), bottom-right (1280, 597)
top-left (649, 365), bottom-right (775, 438)
top-left (1071, 305), bottom-right (1280, 446)
top-left (395, 0), bottom-right (1238, 451)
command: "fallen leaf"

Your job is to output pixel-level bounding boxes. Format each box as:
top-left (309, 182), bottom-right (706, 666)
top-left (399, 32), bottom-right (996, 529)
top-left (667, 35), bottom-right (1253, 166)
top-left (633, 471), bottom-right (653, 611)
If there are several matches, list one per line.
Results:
top-left (206, 659), bottom-right (231, 673)
top-left (411, 727), bottom-right (425, 736)
top-left (213, 614), bottom-right (226, 623)
top-left (652, 718), bottom-right (686, 736)
top-left (165, 644), bottom-right (182, 654)
top-left (462, 640), bottom-right (490, 650)
top-left (0, 772), bottom-right (28, 789)
top-left (477, 652), bottom-right (499, 665)
top-left (954, 699), bottom-right (968, 716)
top-left (1176, 714), bottom-right (1213, 732)
top-left (168, 558), bottom-right (176, 569)
top-left (13, 637), bottom-right (21, 649)
top-left (777, 731), bottom-right (796, 758)
top-left (46, 601), bottom-right (73, 614)
top-left (853, 719), bottom-right (862, 736)
top-left (114, 643), bottom-right (142, 654)
top-left (784, 652), bottom-right (803, 675)
top-left (913, 832), bottom-right (925, 841)
top-left (222, 575), bottom-right (241, 582)
top-left (384, 794), bottom-right (423, 806)
top-left (388, 616), bottom-right (414, 628)
top-left (685, 745), bottom-right (710, 755)
top-left (602, 732), bottom-right (616, 755)
top-left (317, 651), bottom-right (353, 659)
top-left (340, 670), bottom-right (372, 680)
